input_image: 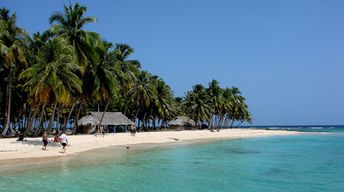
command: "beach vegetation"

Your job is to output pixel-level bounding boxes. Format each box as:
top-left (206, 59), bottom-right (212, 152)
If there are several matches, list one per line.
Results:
top-left (0, 3), bottom-right (251, 137)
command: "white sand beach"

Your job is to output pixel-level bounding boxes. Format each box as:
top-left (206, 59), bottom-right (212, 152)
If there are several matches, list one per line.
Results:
top-left (0, 129), bottom-right (299, 161)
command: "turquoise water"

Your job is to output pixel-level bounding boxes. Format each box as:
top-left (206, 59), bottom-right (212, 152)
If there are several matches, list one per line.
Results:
top-left (1, 129), bottom-right (344, 192)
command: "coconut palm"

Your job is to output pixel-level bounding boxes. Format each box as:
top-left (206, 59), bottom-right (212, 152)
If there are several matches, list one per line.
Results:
top-left (49, 2), bottom-right (107, 132)
top-left (183, 84), bottom-right (211, 128)
top-left (231, 94), bottom-right (252, 127)
top-left (128, 71), bottom-right (156, 129)
top-left (225, 87), bottom-right (252, 128)
top-left (111, 43), bottom-right (141, 116)
top-left (92, 44), bottom-right (119, 130)
top-left (0, 5), bottom-right (253, 136)
top-left (49, 2), bottom-right (100, 73)
top-left (0, 8), bottom-right (28, 135)
top-left (149, 77), bottom-right (177, 129)
top-left (206, 80), bottom-right (224, 130)
top-left (29, 31), bottom-right (53, 55)
top-left (17, 31), bottom-right (54, 136)
top-left (20, 37), bottom-right (82, 134)
top-left (114, 43), bottom-right (141, 93)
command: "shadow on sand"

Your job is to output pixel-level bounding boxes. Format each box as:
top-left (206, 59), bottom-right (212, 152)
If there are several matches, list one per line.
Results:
top-left (11, 140), bottom-right (61, 147)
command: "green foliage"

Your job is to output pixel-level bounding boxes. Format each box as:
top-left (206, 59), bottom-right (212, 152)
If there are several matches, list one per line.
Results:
top-left (0, 3), bottom-right (252, 135)
top-left (184, 84), bottom-right (212, 128)
top-left (20, 37), bottom-right (81, 105)
top-left (0, 8), bottom-right (28, 135)
top-left (49, 2), bottom-right (100, 74)
top-left (183, 82), bottom-right (252, 128)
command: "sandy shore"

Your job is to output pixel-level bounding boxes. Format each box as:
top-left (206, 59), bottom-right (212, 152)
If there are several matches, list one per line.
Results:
top-left (0, 129), bottom-right (299, 161)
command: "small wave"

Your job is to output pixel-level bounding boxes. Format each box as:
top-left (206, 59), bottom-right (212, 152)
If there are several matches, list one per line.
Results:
top-left (310, 127), bottom-right (323, 130)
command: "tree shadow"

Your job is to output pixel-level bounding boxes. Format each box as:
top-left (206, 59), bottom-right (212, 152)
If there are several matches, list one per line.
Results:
top-left (11, 140), bottom-right (61, 147)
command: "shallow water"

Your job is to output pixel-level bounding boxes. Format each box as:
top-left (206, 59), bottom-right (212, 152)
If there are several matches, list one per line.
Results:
top-left (0, 129), bottom-right (343, 192)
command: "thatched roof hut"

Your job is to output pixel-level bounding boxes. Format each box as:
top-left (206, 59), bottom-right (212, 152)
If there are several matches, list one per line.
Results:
top-left (78, 112), bottom-right (133, 133)
top-left (88, 112), bottom-right (133, 126)
top-left (78, 115), bottom-right (98, 126)
top-left (168, 116), bottom-right (195, 127)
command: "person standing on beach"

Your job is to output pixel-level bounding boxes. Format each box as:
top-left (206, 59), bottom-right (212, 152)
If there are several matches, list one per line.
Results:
top-left (130, 124), bottom-right (136, 136)
top-left (42, 131), bottom-right (48, 150)
top-left (60, 131), bottom-right (68, 153)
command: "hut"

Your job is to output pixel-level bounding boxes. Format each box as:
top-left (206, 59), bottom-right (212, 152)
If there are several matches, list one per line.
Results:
top-left (78, 112), bottom-right (134, 133)
top-left (168, 116), bottom-right (195, 129)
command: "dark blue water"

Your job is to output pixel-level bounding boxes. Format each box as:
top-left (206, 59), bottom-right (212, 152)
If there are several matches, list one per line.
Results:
top-left (243, 125), bottom-right (344, 133)
top-left (0, 127), bottom-right (343, 192)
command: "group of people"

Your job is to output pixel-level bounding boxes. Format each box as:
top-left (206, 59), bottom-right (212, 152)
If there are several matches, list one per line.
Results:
top-left (41, 125), bottom-right (137, 153)
top-left (42, 130), bottom-right (68, 153)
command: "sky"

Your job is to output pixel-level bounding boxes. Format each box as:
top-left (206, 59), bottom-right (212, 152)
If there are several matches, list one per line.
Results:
top-left (1, 0), bottom-right (343, 125)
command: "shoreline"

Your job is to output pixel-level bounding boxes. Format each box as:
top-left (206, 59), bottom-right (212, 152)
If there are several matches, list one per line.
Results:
top-left (0, 129), bottom-right (300, 162)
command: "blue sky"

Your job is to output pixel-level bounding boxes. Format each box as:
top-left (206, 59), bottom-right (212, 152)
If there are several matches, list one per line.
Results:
top-left (2, 0), bottom-right (343, 125)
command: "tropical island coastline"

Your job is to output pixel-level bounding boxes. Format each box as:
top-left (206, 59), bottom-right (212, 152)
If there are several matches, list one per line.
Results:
top-left (0, 3), bottom-right (252, 143)
top-left (0, 2), bottom-right (279, 166)
top-left (0, 1), bottom-right (343, 191)
top-left (0, 129), bottom-right (299, 161)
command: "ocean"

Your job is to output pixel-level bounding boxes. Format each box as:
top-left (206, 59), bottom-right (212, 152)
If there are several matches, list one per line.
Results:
top-left (0, 126), bottom-right (343, 192)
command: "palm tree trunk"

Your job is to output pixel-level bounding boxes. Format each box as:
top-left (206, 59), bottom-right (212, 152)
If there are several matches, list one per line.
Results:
top-left (220, 116), bottom-right (225, 128)
top-left (2, 70), bottom-right (12, 136)
top-left (143, 113), bottom-right (148, 131)
top-left (153, 117), bottom-right (156, 130)
top-left (34, 103), bottom-right (46, 137)
top-left (56, 106), bottom-right (60, 132)
top-left (146, 119), bottom-right (148, 130)
top-left (63, 102), bottom-right (77, 131)
top-left (159, 119), bottom-right (163, 129)
top-left (47, 103), bottom-right (57, 134)
top-left (135, 109), bottom-right (140, 129)
top-left (217, 116), bottom-right (223, 129)
top-left (123, 106), bottom-right (127, 116)
top-left (62, 117), bottom-right (67, 130)
top-left (236, 121), bottom-right (243, 128)
top-left (98, 100), bottom-right (110, 133)
top-left (224, 115), bottom-right (230, 128)
top-left (73, 102), bottom-right (83, 134)
top-left (217, 116), bottom-right (223, 131)
top-left (195, 118), bottom-right (199, 129)
top-left (23, 105), bottom-right (29, 130)
top-left (229, 119), bottom-right (235, 128)
top-left (138, 119), bottom-right (141, 130)
top-left (208, 115), bottom-right (212, 130)
top-left (23, 105), bottom-right (39, 137)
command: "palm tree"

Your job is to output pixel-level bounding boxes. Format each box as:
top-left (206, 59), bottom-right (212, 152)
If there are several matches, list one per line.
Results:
top-left (183, 84), bottom-right (211, 128)
top-left (221, 87), bottom-right (234, 127)
top-left (20, 37), bottom-right (82, 134)
top-left (92, 44), bottom-right (119, 131)
top-left (206, 80), bottom-right (223, 130)
top-left (0, 5), bottom-right (253, 136)
top-left (232, 94), bottom-right (252, 127)
top-left (150, 77), bottom-right (177, 129)
top-left (224, 87), bottom-right (252, 128)
top-left (18, 31), bottom-right (53, 137)
top-left (0, 8), bottom-right (28, 135)
top-left (49, 2), bottom-right (100, 73)
top-left (29, 31), bottom-right (53, 55)
top-left (112, 43), bottom-right (141, 116)
top-left (128, 71), bottom-right (156, 129)
top-left (114, 43), bottom-right (141, 93)
top-left (49, 3), bottom-right (105, 132)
